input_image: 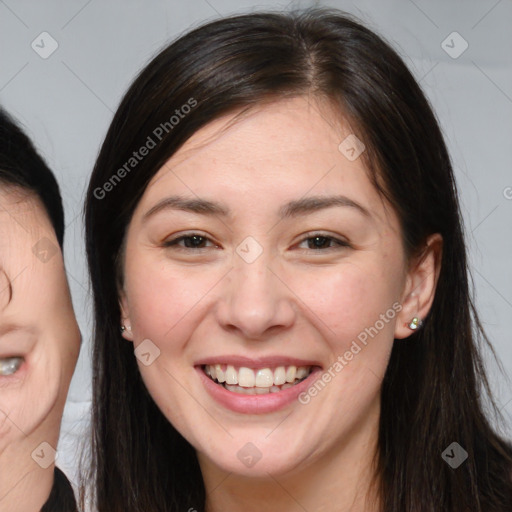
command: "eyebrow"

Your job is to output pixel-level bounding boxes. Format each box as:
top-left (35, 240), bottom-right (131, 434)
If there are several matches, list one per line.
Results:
top-left (0, 269), bottom-right (12, 308)
top-left (143, 196), bottom-right (229, 220)
top-left (142, 194), bottom-right (372, 221)
top-left (278, 196), bottom-right (372, 219)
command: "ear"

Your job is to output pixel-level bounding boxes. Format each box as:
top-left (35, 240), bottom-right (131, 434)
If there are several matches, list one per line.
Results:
top-left (119, 290), bottom-right (134, 342)
top-left (394, 233), bottom-right (443, 339)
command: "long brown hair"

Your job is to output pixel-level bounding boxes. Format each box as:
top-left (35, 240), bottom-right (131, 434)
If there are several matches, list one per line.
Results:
top-left (84, 8), bottom-right (512, 511)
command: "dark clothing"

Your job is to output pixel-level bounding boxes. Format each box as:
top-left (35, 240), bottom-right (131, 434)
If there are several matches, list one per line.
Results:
top-left (41, 467), bottom-right (77, 512)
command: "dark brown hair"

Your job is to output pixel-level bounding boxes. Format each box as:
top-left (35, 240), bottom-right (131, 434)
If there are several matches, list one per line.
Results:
top-left (84, 8), bottom-right (512, 511)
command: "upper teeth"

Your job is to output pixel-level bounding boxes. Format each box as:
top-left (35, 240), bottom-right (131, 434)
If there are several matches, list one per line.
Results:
top-left (204, 364), bottom-right (312, 388)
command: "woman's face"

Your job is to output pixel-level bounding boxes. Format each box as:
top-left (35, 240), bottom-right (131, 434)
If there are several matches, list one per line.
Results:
top-left (120, 97), bottom-right (438, 477)
top-left (0, 189), bottom-right (80, 455)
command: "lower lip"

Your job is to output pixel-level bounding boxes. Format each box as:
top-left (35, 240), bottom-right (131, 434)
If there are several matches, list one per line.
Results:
top-left (196, 366), bottom-right (322, 414)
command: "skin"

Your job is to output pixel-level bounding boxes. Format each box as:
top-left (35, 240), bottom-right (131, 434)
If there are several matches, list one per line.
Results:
top-left (0, 188), bottom-right (80, 511)
top-left (120, 96), bottom-right (442, 511)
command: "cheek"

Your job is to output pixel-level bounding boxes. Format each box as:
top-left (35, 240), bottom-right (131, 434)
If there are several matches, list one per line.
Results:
top-left (291, 262), bottom-right (398, 343)
top-left (0, 350), bottom-right (61, 448)
top-left (126, 260), bottom-right (224, 346)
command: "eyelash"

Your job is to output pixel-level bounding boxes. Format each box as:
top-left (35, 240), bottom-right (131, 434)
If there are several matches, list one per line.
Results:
top-left (163, 232), bottom-right (350, 252)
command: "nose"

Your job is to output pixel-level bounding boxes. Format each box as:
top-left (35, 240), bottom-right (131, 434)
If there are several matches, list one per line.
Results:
top-left (215, 255), bottom-right (296, 340)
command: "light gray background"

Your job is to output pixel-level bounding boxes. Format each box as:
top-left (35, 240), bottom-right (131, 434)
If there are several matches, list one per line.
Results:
top-left (1, 0), bottom-right (511, 489)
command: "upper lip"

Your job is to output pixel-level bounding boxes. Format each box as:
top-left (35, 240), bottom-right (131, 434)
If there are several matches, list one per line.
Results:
top-left (195, 355), bottom-right (322, 369)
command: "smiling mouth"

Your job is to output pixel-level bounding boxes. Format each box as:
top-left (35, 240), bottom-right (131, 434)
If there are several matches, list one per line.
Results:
top-left (203, 364), bottom-right (315, 394)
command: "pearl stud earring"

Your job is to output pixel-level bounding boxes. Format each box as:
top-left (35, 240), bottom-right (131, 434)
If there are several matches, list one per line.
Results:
top-left (407, 317), bottom-right (422, 330)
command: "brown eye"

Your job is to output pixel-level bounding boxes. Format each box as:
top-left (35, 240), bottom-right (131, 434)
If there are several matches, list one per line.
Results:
top-left (307, 236), bottom-right (332, 249)
top-left (0, 357), bottom-right (23, 376)
top-left (297, 234), bottom-right (350, 250)
top-left (164, 233), bottom-right (215, 249)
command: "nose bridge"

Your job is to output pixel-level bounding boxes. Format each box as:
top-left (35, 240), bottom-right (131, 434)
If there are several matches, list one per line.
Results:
top-left (218, 244), bottom-right (295, 338)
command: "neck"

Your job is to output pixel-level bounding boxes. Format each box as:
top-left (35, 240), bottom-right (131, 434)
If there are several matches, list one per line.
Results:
top-left (202, 405), bottom-right (381, 512)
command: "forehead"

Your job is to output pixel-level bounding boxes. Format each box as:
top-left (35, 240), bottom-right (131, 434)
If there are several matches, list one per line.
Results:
top-left (0, 185), bottom-right (57, 271)
top-left (0, 185), bottom-right (64, 310)
top-left (156, 96), bottom-right (351, 170)
top-left (140, 97), bottom-right (396, 229)
top-left (0, 185), bottom-right (37, 213)
top-left (0, 186), bottom-right (49, 230)
top-left (148, 98), bottom-right (367, 193)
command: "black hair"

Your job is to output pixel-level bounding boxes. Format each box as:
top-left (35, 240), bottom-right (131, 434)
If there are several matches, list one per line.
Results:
top-left (0, 108), bottom-right (65, 247)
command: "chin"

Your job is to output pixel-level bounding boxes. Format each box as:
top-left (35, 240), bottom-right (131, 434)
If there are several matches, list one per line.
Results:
top-left (203, 449), bottom-right (305, 478)
top-left (195, 431), bottom-right (317, 479)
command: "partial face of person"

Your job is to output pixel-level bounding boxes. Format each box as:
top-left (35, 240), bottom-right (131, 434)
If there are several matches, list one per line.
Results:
top-left (120, 96), bottom-right (439, 477)
top-left (0, 188), bottom-right (80, 453)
